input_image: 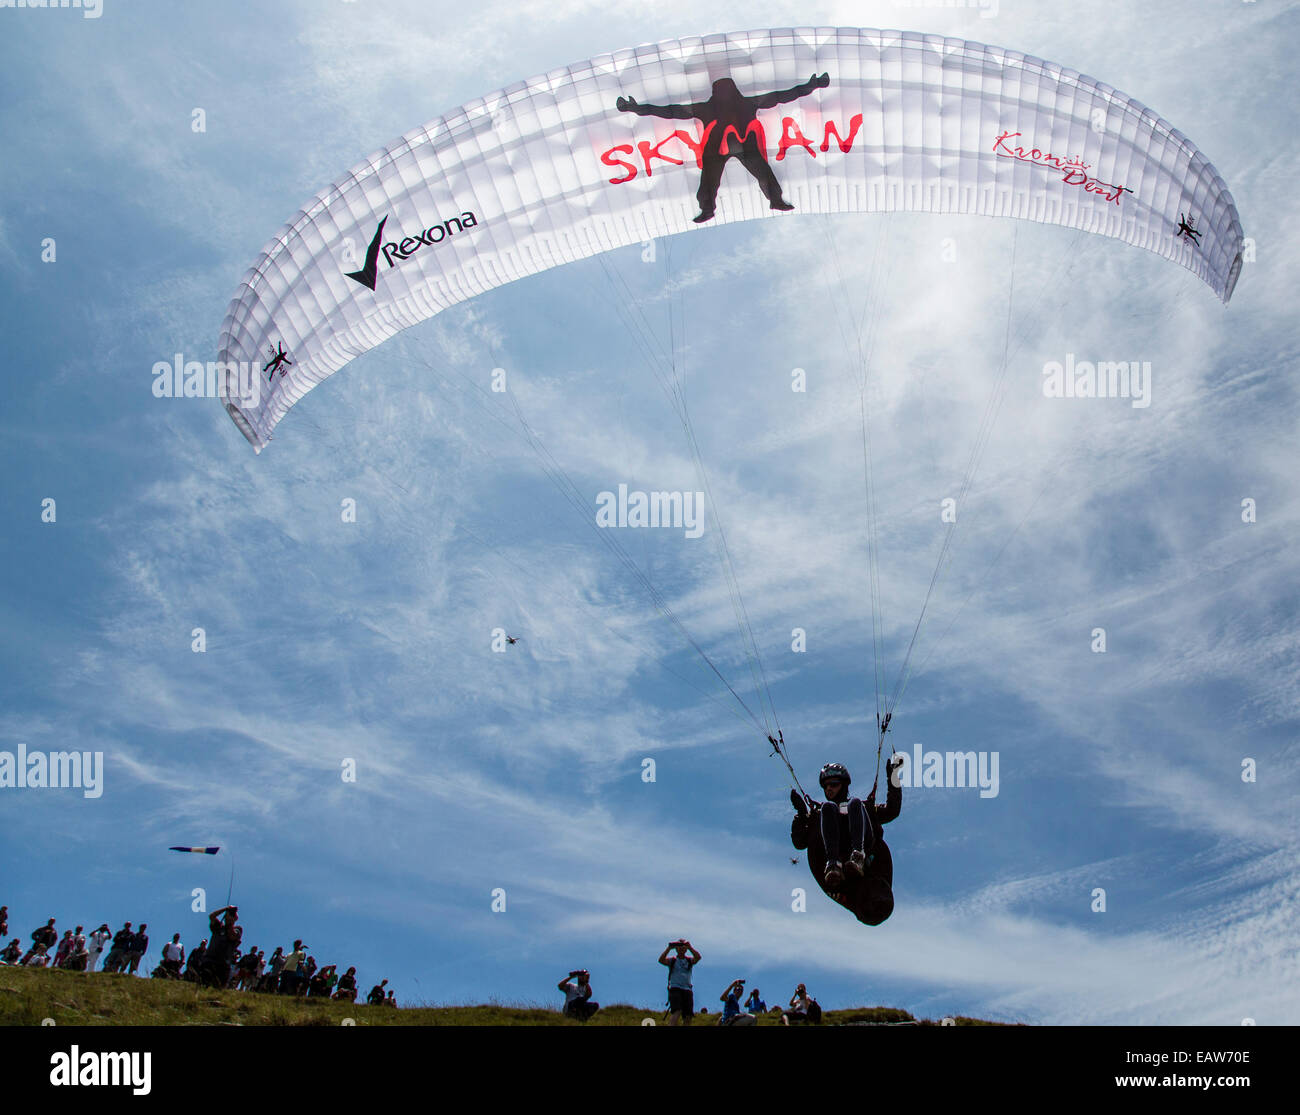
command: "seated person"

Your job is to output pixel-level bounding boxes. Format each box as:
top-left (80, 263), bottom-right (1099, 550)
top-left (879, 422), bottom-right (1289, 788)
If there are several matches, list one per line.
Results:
top-left (558, 970), bottom-right (599, 1021)
top-left (718, 979), bottom-right (756, 1026)
top-left (791, 755), bottom-right (903, 926)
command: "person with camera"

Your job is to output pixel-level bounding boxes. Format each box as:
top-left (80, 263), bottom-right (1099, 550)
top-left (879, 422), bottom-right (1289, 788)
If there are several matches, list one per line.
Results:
top-left (200, 906), bottom-right (241, 988)
top-left (557, 968), bottom-right (599, 1021)
top-left (719, 978), bottom-right (756, 1026)
top-left (657, 938), bottom-right (702, 1026)
top-left (279, 939), bottom-right (307, 995)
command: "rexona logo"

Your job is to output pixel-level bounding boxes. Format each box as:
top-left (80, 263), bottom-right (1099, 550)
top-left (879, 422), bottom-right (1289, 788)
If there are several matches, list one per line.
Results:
top-left (344, 210), bottom-right (479, 290)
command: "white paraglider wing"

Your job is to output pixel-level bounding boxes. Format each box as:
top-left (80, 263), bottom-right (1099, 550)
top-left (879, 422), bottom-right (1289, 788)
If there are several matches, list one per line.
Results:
top-left (219, 26), bottom-right (1244, 452)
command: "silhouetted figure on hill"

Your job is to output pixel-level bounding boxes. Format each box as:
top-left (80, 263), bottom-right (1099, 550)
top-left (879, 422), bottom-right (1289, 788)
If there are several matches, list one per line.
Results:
top-left (102, 922), bottom-right (133, 973)
top-left (558, 969), bottom-right (599, 1021)
top-left (334, 966), bottom-right (358, 1002)
top-left (126, 923), bottom-right (149, 975)
top-left (200, 906), bottom-right (241, 988)
top-left (658, 939), bottom-right (702, 1026)
top-left (86, 924), bottom-right (111, 972)
top-left (184, 940), bottom-right (207, 982)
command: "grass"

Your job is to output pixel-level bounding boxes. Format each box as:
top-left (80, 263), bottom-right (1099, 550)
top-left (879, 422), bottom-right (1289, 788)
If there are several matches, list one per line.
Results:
top-left (0, 967), bottom-right (1004, 1026)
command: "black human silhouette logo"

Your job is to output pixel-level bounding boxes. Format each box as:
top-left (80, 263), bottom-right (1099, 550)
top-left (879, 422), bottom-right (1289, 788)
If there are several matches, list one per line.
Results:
top-left (263, 342), bottom-right (293, 380)
top-left (616, 73), bottom-right (830, 223)
top-left (1176, 212), bottom-right (1202, 246)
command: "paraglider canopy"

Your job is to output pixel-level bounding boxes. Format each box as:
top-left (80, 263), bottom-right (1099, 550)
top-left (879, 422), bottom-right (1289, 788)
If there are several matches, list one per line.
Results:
top-left (217, 26), bottom-right (1243, 452)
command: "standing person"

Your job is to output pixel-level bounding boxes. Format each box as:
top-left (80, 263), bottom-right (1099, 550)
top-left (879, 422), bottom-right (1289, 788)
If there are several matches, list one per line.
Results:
top-left (200, 906), bottom-right (241, 989)
top-left (300, 956), bottom-right (318, 996)
top-left (0, 906), bottom-right (8, 937)
top-left (658, 939), bottom-right (702, 1026)
top-left (557, 970), bottom-right (599, 1022)
top-left (279, 940), bottom-right (307, 995)
top-left (53, 930), bottom-right (75, 969)
top-left (251, 949), bottom-right (268, 991)
top-left (86, 924), bottom-right (111, 972)
top-left (102, 922), bottom-right (133, 974)
top-left (160, 933), bottom-right (185, 978)
top-left (239, 949), bottom-right (265, 991)
top-left (127, 923), bottom-right (149, 975)
top-left (233, 948), bottom-right (255, 990)
top-left (225, 944), bottom-right (243, 988)
top-left (65, 926), bottom-right (88, 971)
top-left (261, 946), bottom-right (285, 992)
top-left (31, 914), bottom-right (57, 956)
top-left (184, 940), bottom-right (207, 982)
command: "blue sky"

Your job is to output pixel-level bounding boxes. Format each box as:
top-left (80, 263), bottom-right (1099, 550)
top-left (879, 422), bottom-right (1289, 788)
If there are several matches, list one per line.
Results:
top-left (1, 0), bottom-right (1297, 1024)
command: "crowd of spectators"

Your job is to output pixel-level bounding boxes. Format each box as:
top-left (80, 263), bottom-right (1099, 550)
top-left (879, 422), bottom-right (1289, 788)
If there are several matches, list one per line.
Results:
top-left (3, 904), bottom-right (822, 1024)
top-left (0, 903), bottom-right (395, 1007)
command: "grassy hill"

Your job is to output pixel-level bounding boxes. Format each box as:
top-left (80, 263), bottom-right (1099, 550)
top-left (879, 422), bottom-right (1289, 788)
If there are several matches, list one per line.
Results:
top-left (0, 967), bottom-right (1004, 1026)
